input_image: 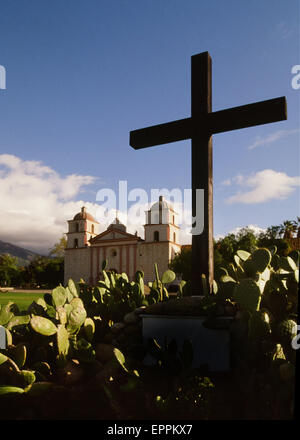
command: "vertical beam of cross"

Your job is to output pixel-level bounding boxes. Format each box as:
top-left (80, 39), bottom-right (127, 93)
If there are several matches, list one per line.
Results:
top-left (191, 52), bottom-right (213, 295)
top-left (129, 51), bottom-right (287, 296)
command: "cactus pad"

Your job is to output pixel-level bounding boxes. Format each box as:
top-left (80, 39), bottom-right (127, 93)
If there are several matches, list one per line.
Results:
top-left (67, 307), bottom-right (87, 334)
top-left (84, 318), bottom-right (95, 342)
top-left (0, 386), bottom-right (25, 395)
top-left (52, 286), bottom-right (67, 308)
top-left (277, 319), bottom-right (297, 343)
top-left (161, 269), bottom-right (176, 284)
top-left (30, 316), bottom-right (58, 336)
top-left (251, 248), bottom-right (272, 273)
top-left (233, 278), bottom-right (262, 312)
top-left (248, 311), bottom-right (271, 340)
top-left (8, 344), bottom-right (27, 369)
top-left (278, 256), bottom-right (297, 272)
top-left (237, 250), bottom-right (251, 261)
top-left (67, 279), bottom-right (79, 297)
top-left (0, 302), bottom-right (15, 326)
top-left (70, 298), bottom-right (84, 309)
top-left (6, 315), bottom-right (30, 330)
top-left (18, 370), bottom-right (36, 387)
top-left (57, 324), bottom-right (70, 358)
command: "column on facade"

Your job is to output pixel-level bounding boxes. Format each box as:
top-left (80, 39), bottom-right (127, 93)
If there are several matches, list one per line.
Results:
top-left (90, 247), bottom-right (94, 285)
top-left (133, 244), bottom-right (137, 275)
top-left (126, 245), bottom-right (129, 278)
top-left (84, 221), bottom-right (88, 245)
top-left (119, 245), bottom-right (123, 273)
top-left (96, 246), bottom-right (101, 282)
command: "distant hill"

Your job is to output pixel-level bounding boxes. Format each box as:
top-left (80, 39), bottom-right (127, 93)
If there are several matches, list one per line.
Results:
top-left (0, 239), bottom-right (43, 266)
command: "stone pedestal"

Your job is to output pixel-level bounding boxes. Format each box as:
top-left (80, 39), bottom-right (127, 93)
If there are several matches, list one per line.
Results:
top-left (0, 325), bottom-right (6, 349)
top-left (141, 314), bottom-right (233, 372)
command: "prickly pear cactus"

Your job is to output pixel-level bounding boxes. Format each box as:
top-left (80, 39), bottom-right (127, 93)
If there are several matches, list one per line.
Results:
top-left (161, 269), bottom-right (176, 285)
top-left (30, 316), bottom-right (58, 336)
top-left (237, 250), bottom-right (251, 261)
top-left (56, 306), bottom-right (67, 325)
top-left (66, 306), bottom-right (87, 334)
top-left (250, 248), bottom-right (272, 273)
top-left (56, 324), bottom-right (70, 360)
top-left (278, 256), bottom-right (297, 272)
top-left (0, 386), bottom-right (24, 395)
top-left (18, 370), bottom-right (36, 387)
top-left (83, 318), bottom-right (95, 342)
top-left (233, 278), bottom-right (262, 312)
top-left (248, 311), bottom-right (271, 340)
top-left (52, 286), bottom-right (67, 308)
top-left (6, 315), bottom-right (30, 331)
top-left (0, 302), bottom-right (16, 326)
top-left (68, 279), bottom-right (79, 298)
top-left (7, 344), bottom-right (27, 369)
top-left (243, 259), bottom-right (257, 278)
top-left (277, 319), bottom-right (297, 344)
top-left (75, 338), bottom-right (95, 363)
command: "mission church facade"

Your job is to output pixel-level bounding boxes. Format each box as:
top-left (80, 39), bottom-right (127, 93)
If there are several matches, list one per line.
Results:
top-left (64, 196), bottom-right (181, 285)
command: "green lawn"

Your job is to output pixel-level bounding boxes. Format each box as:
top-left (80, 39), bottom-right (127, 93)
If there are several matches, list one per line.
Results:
top-left (0, 291), bottom-right (48, 312)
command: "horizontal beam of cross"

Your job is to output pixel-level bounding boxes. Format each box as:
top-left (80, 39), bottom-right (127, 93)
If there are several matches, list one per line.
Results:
top-left (130, 96), bottom-right (287, 149)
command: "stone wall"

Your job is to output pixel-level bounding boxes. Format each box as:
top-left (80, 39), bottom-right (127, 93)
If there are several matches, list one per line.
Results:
top-left (138, 241), bottom-right (172, 284)
top-left (64, 247), bottom-right (90, 284)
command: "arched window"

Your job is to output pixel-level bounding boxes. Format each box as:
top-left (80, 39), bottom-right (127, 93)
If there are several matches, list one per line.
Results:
top-left (111, 249), bottom-right (117, 257)
top-left (74, 238), bottom-right (78, 248)
top-left (173, 215), bottom-right (175, 224)
top-left (173, 232), bottom-right (176, 243)
top-left (154, 231), bottom-right (159, 242)
top-left (91, 224), bottom-right (94, 234)
top-left (75, 222), bottom-right (79, 232)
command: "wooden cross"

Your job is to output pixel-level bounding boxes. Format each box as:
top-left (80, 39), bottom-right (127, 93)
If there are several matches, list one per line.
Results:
top-left (129, 52), bottom-right (287, 295)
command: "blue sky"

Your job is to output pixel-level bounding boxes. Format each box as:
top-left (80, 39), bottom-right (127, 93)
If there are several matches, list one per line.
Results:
top-left (0, 0), bottom-right (299, 253)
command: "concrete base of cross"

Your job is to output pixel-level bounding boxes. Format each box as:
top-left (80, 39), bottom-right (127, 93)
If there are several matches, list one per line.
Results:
top-left (141, 313), bottom-right (233, 372)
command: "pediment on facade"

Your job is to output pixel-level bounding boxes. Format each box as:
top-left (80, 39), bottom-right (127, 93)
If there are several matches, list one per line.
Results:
top-left (90, 227), bottom-right (142, 244)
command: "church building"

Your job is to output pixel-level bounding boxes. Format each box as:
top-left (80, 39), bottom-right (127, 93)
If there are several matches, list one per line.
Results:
top-left (64, 196), bottom-right (181, 285)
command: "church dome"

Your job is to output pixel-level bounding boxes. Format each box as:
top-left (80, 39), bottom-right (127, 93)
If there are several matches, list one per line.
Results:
top-left (73, 206), bottom-right (97, 222)
top-left (150, 196), bottom-right (170, 211)
top-left (107, 217), bottom-right (126, 232)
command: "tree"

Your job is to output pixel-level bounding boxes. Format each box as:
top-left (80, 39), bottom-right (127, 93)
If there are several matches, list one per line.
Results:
top-left (236, 227), bottom-right (258, 254)
top-left (24, 256), bottom-right (64, 288)
top-left (279, 220), bottom-right (297, 239)
top-left (257, 233), bottom-right (291, 256)
top-left (295, 217), bottom-right (300, 238)
top-left (262, 225), bottom-right (281, 240)
top-left (215, 233), bottom-right (238, 266)
top-left (49, 235), bottom-right (67, 258)
top-left (169, 247), bottom-right (192, 281)
top-left (0, 254), bottom-right (22, 287)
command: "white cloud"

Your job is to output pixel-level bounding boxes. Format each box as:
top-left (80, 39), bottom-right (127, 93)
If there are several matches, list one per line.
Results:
top-left (0, 154), bottom-right (99, 254)
top-left (226, 169), bottom-right (300, 204)
top-left (221, 175), bottom-right (244, 186)
top-left (247, 128), bottom-right (299, 150)
top-left (214, 225), bottom-right (266, 242)
top-left (228, 224), bottom-right (266, 236)
top-left (0, 156), bottom-right (194, 254)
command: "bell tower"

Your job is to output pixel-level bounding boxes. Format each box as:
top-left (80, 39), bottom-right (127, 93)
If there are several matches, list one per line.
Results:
top-left (139, 196), bottom-right (181, 282)
top-left (144, 196), bottom-right (179, 244)
top-left (66, 206), bottom-right (99, 249)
